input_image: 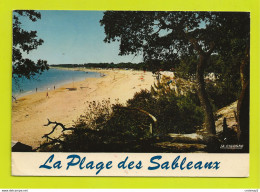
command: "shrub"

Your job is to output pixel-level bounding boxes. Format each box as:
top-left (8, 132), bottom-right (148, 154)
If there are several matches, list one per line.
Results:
top-left (39, 79), bottom-right (204, 152)
top-left (206, 80), bottom-right (239, 111)
top-left (103, 88), bottom-right (204, 136)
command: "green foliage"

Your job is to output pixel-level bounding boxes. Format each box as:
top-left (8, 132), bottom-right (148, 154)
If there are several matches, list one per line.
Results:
top-left (75, 99), bottom-right (113, 130)
top-left (100, 11), bottom-right (250, 134)
top-left (104, 87), bottom-right (203, 136)
top-left (206, 54), bottom-right (241, 110)
top-left (51, 60), bottom-right (177, 72)
top-left (13, 10), bottom-right (48, 80)
top-left (206, 80), bottom-right (240, 111)
top-left (175, 54), bottom-right (197, 80)
top-left (174, 54), bottom-right (241, 111)
top-left (39, 85), bottom-right (204, 152)
top-left (100, 11), bottom-right (249, 63)
top-left (39, 99), bottom-right (157, 152)
top-left (51, 62), bottom-right (147, 71)
top-left (150, 78), bottom-right (203, 133)
top-left (105, 104), bottom-right (152, 138)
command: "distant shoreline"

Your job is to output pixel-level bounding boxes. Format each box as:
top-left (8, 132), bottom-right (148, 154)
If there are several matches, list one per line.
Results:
top-left (12, 68), bottom-right (102, 99)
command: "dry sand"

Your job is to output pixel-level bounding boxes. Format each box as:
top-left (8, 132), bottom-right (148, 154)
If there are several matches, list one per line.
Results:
top-left (12, 69), bottom-right (156, 148)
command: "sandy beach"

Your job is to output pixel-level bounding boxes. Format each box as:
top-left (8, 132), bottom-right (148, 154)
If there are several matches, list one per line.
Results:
top-left (12, 69), bottom-right (156, 148)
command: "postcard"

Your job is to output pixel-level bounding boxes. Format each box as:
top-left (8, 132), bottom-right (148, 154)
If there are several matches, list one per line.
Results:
top-left (11, 10), bottom-right (250, 177)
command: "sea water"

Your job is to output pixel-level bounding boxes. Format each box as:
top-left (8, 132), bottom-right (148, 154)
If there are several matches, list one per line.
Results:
top-left (12, 68), bottom-right (101, 98)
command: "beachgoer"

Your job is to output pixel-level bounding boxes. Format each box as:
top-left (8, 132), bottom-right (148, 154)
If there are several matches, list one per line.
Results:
top-left (46, 92), bottom-right (49, 98)
top-left (54, 86), bottom-right (55, 90)
top-left (36, 88), bottom-right (37, 92)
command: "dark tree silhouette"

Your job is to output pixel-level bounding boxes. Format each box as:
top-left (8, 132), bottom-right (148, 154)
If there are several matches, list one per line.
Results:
top-left (12, 10), bottom-right (48, 80)
top-left (214, 13), bottom-right (249, 149)
top-left (100, 11), bottom-right (249, 135)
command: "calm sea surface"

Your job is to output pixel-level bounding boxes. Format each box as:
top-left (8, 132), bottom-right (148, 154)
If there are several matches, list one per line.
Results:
top-left (12, 68), bottom-right (100, 97)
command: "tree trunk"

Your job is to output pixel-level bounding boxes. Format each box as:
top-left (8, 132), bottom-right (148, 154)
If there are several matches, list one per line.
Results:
top-left (237, 46), bottom-right (249, 152)
top-left (237, 81), bottom-right (249, 146)
top-left (184, 33), bottom-right (216, 134)
top-left (196, 54), bottom-right (216, 134)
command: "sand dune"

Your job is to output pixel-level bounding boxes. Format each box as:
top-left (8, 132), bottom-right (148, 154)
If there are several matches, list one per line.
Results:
top-left (12, 69), bottom-right (156, 148)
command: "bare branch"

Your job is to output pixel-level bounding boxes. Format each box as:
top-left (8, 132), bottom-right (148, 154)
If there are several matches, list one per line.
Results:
top-left (43, 119), bottom-right (75, 138)
top-left (183, 30), bottom-right (215, 57)
top-left (183, 30), bottom-right (204, 55)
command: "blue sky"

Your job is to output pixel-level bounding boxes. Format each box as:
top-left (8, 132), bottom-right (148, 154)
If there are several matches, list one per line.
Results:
top-left (18, 11), bottom-right (143, 64)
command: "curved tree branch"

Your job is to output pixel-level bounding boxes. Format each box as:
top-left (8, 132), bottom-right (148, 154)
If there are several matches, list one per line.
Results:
top-left (43, 119), bottom-right (75, 138)
top-left (118, 107), bottom-right (157, 135)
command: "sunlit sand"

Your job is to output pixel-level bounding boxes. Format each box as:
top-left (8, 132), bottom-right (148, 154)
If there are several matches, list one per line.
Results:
top-left (12, 68), bottom-right (156, 148)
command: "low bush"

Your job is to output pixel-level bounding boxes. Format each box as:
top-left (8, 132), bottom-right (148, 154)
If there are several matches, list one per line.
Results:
top-left (39, 77), bottom-right (205, 152)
